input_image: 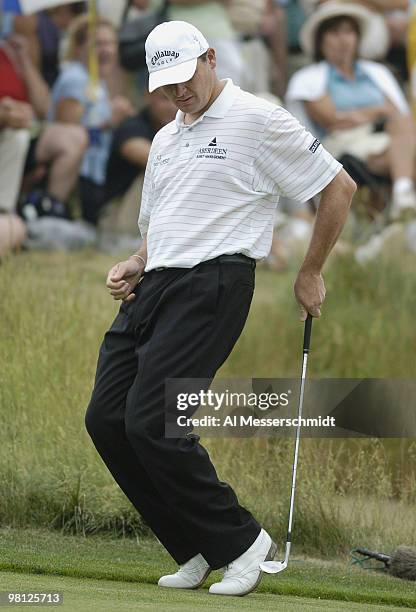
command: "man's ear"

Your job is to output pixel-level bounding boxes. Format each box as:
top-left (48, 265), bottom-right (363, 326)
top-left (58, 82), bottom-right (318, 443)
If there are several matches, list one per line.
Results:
top-left (207, 47), bottom-right (217, 69)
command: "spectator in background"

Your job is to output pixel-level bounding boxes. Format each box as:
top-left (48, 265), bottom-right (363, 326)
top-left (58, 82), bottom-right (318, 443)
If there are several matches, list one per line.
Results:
top-left (49, 15), bottom-right (134, 225)
top-left (1, 32), bottom-right (88, 219)
top-left (227, 0), bottom-right (288, 97)
top-left (0, 96), bottom-right (30, 256)
top-left (105, 89), bottom-right (176, 205)
top-left (0, 8), bottom-right (27, 256)
top-left (0, 33), bottom-right (49, 117)
top-left (98, 0), bottom-right (146, 27)
top-left (286, 2), bottom-right (416, 220)
top-left (284, 0), bottom-right (308, 52)
top-left (99, 0), bottom-right (155, 97)
top-left (0, 34), bottom-right (31, 212)
top-left (0, 32), bottom-right (87, 223)
top-left (107, 1), bottom-right (244, 89)
top-left (0, 210), bottom-right (27, 257)
top-left (351, 0), bottom-right (411, 82)
top-left (408, 0), bottom-right (416, 117)
top-left (302, 1), bottom-right (415, 83)
top-left (148, 0), bottom-right (244, 84)
top-left (13, 2), bottom-right (86, 87)
top-left (92, 88), bottom-right (177, 245)
top-left (300, 0), bottom-right (391, 61)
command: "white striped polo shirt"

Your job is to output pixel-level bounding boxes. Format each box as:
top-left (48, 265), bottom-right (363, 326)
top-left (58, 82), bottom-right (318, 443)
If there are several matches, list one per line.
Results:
top-left (138, 79), bottom-right (342, 270)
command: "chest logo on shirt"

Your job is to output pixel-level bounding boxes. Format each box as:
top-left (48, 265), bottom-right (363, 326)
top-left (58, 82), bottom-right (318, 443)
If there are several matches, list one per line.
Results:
top-left (196, 137), bottom-right (228, 160)
top-left (154, 153), bottom-right (170, 167)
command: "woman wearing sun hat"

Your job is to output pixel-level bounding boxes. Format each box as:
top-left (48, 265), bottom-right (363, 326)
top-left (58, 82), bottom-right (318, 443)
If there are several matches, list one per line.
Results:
top-left (286, 1), bottom-right (416, 220)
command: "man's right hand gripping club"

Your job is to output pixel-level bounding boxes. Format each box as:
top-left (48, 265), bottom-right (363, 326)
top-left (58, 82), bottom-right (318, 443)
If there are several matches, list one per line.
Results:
top-left (106, 238), bottom-right (147, 303)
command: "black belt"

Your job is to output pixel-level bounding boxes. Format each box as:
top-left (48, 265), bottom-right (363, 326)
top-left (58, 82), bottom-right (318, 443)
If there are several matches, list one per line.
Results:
top-left (153, 254), bottom-right (256, 272)
top-left (200, 254), bottom-right (256, 268)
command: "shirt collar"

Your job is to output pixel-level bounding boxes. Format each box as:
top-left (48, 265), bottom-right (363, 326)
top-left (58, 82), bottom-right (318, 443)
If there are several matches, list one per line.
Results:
top-left (168, 79), bottom-right (239, 134)
top-left (329, 61), bottom-right (361, 81)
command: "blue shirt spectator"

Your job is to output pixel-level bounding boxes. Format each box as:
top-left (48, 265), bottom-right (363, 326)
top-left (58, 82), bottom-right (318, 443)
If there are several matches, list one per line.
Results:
top-left (46, 14), bottom-right (133, 225)
top-left (327, 62), bottom-right (386, 112)
top-left (49, 61), bottom-right (112, 186)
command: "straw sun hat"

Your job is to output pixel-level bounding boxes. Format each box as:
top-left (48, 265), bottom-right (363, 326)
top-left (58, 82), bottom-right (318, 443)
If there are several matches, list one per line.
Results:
top-left (299, 1), bottom-right (389, 60)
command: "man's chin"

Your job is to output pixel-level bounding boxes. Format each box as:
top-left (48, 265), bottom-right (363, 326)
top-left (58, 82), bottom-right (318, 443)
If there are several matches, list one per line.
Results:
top-left (177, 99), bottom-right (200, 114)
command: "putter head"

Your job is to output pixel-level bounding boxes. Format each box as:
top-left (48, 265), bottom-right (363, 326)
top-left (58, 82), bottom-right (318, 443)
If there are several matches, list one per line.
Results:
top-left (259, 560), bottom-right (287, 574)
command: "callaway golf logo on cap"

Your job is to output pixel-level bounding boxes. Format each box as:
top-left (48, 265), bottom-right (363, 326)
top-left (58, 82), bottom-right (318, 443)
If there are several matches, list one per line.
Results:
top-left (151, 50), bottom-right (180, 67)
top-left (145, 21), bottom-right (209, 92)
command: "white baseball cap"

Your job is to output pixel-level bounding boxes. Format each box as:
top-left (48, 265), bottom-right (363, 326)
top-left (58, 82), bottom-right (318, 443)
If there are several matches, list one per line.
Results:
top-left (145, 21), bottom-right (210, 93)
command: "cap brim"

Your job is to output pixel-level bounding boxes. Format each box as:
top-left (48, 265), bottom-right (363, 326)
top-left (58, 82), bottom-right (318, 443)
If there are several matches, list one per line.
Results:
top-left (148, 58), bottom-right (198, 93)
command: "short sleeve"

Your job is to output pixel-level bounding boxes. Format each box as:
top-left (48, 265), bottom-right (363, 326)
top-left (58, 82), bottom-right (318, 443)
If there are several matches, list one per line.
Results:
top-left (253, 106), bottom-right (342, 202)
top-left (53, 72), bottom-right (87, 105)
top-left (112, 115), bottom-right (153, 156)
top-left (137, 149), bottom-right (155, 238)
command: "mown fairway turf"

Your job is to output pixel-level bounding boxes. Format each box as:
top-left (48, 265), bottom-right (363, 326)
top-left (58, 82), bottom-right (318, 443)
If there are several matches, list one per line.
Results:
top-left (0, 529), bottom-right (415, 610)
top-left (0, 572), bottom-right (410, 612)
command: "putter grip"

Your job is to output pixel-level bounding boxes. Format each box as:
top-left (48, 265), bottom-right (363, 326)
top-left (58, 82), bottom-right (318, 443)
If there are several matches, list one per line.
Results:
top-left (303, 314), bottom-right (313, 353)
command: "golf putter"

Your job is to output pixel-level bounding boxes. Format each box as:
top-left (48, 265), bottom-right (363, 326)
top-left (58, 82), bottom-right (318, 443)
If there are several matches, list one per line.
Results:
top-left (260, 313), bottom-right (313, 574)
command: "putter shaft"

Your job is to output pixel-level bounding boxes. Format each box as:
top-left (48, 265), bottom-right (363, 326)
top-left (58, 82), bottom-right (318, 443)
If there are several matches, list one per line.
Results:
top-left (261, 314), bottom-right (313, 574)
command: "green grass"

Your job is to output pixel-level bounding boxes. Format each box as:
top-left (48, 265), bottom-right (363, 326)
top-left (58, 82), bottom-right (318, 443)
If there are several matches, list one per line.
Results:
top-left (3, 573), bottom-right (411, 612)
top-left (0, 529), bottom-right (415, 610)
top-left (0, 573), bottom-right (410, 611)
top-left (0, 249), bottom-right (416, 557)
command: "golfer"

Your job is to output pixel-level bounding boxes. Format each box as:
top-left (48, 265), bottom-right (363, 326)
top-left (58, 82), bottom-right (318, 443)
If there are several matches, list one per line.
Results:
top-left (85, 20), bottom-right (356, 597)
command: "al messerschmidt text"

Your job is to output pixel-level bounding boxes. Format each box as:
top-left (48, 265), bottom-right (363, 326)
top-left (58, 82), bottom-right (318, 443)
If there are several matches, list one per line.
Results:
top-left (177, 415), bottom-right (336, 427)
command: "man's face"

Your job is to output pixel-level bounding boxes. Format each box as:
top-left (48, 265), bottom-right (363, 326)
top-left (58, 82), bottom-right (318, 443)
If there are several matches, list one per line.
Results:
top-left (159, 50), bottom-right (216, 115)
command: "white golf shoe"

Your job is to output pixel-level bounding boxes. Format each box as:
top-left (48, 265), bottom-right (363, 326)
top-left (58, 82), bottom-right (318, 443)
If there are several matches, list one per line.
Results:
top-left (209, 529), bottom-right (277, 596)
top-left (158, 553), bottom-right (211, 589)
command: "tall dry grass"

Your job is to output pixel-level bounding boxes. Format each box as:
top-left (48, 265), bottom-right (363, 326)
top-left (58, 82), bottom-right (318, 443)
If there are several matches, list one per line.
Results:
top-left (1, 249), bottom-right (415, 555)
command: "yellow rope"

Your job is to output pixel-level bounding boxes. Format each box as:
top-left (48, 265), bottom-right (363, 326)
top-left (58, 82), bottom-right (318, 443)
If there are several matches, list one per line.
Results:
top-left (87, 0), bottom-right (99, 102)
top-left (407, 6), bottom-right (416, 120)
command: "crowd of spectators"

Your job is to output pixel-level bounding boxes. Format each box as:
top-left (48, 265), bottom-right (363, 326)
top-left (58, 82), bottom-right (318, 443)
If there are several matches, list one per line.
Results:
top-left (1, 0), bottom-right (416, 263)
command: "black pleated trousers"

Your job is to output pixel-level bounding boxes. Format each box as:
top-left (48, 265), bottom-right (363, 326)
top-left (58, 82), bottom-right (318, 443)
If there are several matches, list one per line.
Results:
top-left (85, 258), bottom-right (261, 570)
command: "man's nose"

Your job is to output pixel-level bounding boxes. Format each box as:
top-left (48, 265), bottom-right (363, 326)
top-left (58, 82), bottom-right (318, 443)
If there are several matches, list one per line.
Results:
top-left (174, 83), bottom-right (187, 98)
